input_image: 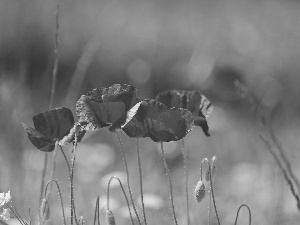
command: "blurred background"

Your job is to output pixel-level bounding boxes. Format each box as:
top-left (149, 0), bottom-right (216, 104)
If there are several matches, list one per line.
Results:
top-left (1, 0), bottom-right (300, 224)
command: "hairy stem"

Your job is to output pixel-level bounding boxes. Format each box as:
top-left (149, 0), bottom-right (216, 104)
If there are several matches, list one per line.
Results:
top-left (181, 139), bottom-right (190, 225)
top-left (116, 132), bottom-right (142, 225)
top-left (70, 137), bottom-right (78, 225)
top-left (59, 145), bottom-right (71, 174)
top-left (107, 176), bottom-right (135, 225)
top-left (136, 138), bottom-right (147, 225)
top-left (207, 161), bottom-right (220, 225)
top-left (160, 142), bottom-right (178, 225)
top-left (44, 180), bottom-right (67, 225)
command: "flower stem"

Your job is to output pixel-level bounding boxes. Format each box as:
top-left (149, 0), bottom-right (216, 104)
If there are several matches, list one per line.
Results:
top-left (160, 142), bottom-right (178, 225)
top-left (136, 138), bottom-right (147, 225)
top-left (70, 137), bottom-right (78, 225)
top-left (234, 204), bottom-right (252, 225)
top-left (116, 131), bottom-right (142, 225)
top-left (44, 180), bottom-right (67, 225)
top-left (107, 176), bottom-right (135, 225)
top-left (181, 139), bottom-right (190, 225)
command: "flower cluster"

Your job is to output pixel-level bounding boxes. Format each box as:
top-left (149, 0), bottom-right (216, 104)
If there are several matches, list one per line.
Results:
top-left (23, 84), bottom-right (213, 151)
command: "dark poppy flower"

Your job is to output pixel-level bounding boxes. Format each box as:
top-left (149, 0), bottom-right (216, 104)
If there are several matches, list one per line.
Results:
top-left (22, 107), bottom-right (84, 152)
top-left (76, 84), bottom-right (137, 131)
top-left (156, 90), bottom-right (213, 136)
top-left (110, 99), bottom-right (194, 142)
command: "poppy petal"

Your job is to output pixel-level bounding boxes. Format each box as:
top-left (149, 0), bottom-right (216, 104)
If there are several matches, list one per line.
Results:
top-left (76, 95), bottom-right (126, 130)
top-left (58, 122), bottom-right (87, 146)
top-left (121, 99), bottom-right (194, 142)
top-left (32, 107), bottom-right (75, 141)
top-left (22, 123), bottom-right (55, 152)
top-left (156, 90), bottom-right (212, 136)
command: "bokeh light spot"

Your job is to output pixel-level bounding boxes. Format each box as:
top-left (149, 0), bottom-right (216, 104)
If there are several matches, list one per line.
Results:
top-left (127, 59), bottom-right (152, 84)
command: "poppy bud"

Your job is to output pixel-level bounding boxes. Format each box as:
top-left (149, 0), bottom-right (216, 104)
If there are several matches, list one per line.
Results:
top-left (194, 180), bottom-right (206, 203)
top-left (106, 209), bottom-right (116, 225)
top-left (40, 198), bottom-right (50, 221)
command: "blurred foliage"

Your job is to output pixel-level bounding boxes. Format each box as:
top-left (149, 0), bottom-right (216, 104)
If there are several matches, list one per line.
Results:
top-left (1, 0), bottom-right (300, 224)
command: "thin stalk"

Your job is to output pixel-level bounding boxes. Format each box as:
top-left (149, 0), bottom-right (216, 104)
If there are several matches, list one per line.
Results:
top-left (234, 204), bottom-right (252, 225)
top-left (46, 141), bottom-right (59, 197)
top-left (181, 139), bottom-right (190, 225)
top-left (260, 135), bottom-right (300, 210)
top-left (116, 132), bottom-right (142, 225)
top-left (44, 180), bottom-right (67, 225)
top-left (207, 162), bottom-right (220, 225)
top-left (28, 206), bottom-right (31, 225)
top-left (107, 176), bottom-right (135, 225)
top-left (93, 196), bottom-right (101, 225)
top-left (39, 0), bottom-right (60, 215)
top-left (6, 203), bottom-right (27, 225)
top-left (70, 137), bottom-right (78, 225)
top-left (59, 145), bottom-right (71, 174)
top-left (136, 138), bottom-right (147, 225)
top-left (160, 142), bottom-right (178, 225)
top-left (39, 154), bottom-right (48, 214)
top-left (208, 189), bottom-right (211, 225)
top-left (264, 121), bottom-right (300, 196)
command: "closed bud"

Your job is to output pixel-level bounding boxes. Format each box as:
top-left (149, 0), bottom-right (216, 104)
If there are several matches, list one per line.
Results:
top-left (40, 198), bottom-right (50, 221)
top-left (194, 180), bottom-right (206, 203)
top-left (106, 209), bottom-right (116, 225)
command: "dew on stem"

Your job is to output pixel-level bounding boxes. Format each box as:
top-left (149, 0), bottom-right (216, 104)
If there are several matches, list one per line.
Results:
top-left (136, 138), bottom-right (147, 225)
top-left (107, 176), bottom-right (135, 225)
top-left (160, 142), bottom-right (178, 225)
top-left (116, 132), bottom-right (142, 225)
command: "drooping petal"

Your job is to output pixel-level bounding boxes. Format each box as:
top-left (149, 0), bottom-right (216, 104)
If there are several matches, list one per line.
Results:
top-left (32, 107), bottom-right (75, 140)
top-left (22, 123), bottom-right (55, 152)
top-left (156, 90), bottom-right (212, 136)
top-left (113, 99), bottom-right (194, 142)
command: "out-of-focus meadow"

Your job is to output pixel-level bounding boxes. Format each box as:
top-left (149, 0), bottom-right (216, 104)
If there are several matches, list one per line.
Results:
top-left (1, 0), bottom-right (300, 224)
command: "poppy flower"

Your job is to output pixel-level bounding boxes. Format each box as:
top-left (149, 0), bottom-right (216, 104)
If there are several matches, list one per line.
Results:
top-left (156, 90), bottom-right (212, 136)
top-left (76, 84), bottom-right (138, 131)
top-left (110, 99), bottom-right (194, 142)
top-left (22, 107), bottom-right (84, 152)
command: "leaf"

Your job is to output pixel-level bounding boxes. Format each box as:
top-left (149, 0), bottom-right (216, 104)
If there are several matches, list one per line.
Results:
top-left (76, 84), bottom-right (138, 131)
top-left (156, 90), bottom-right (212, 136)
top-left (22, 123), bottom-right (55, 152)
top-left (117, 99), bottom-right (194, 142)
